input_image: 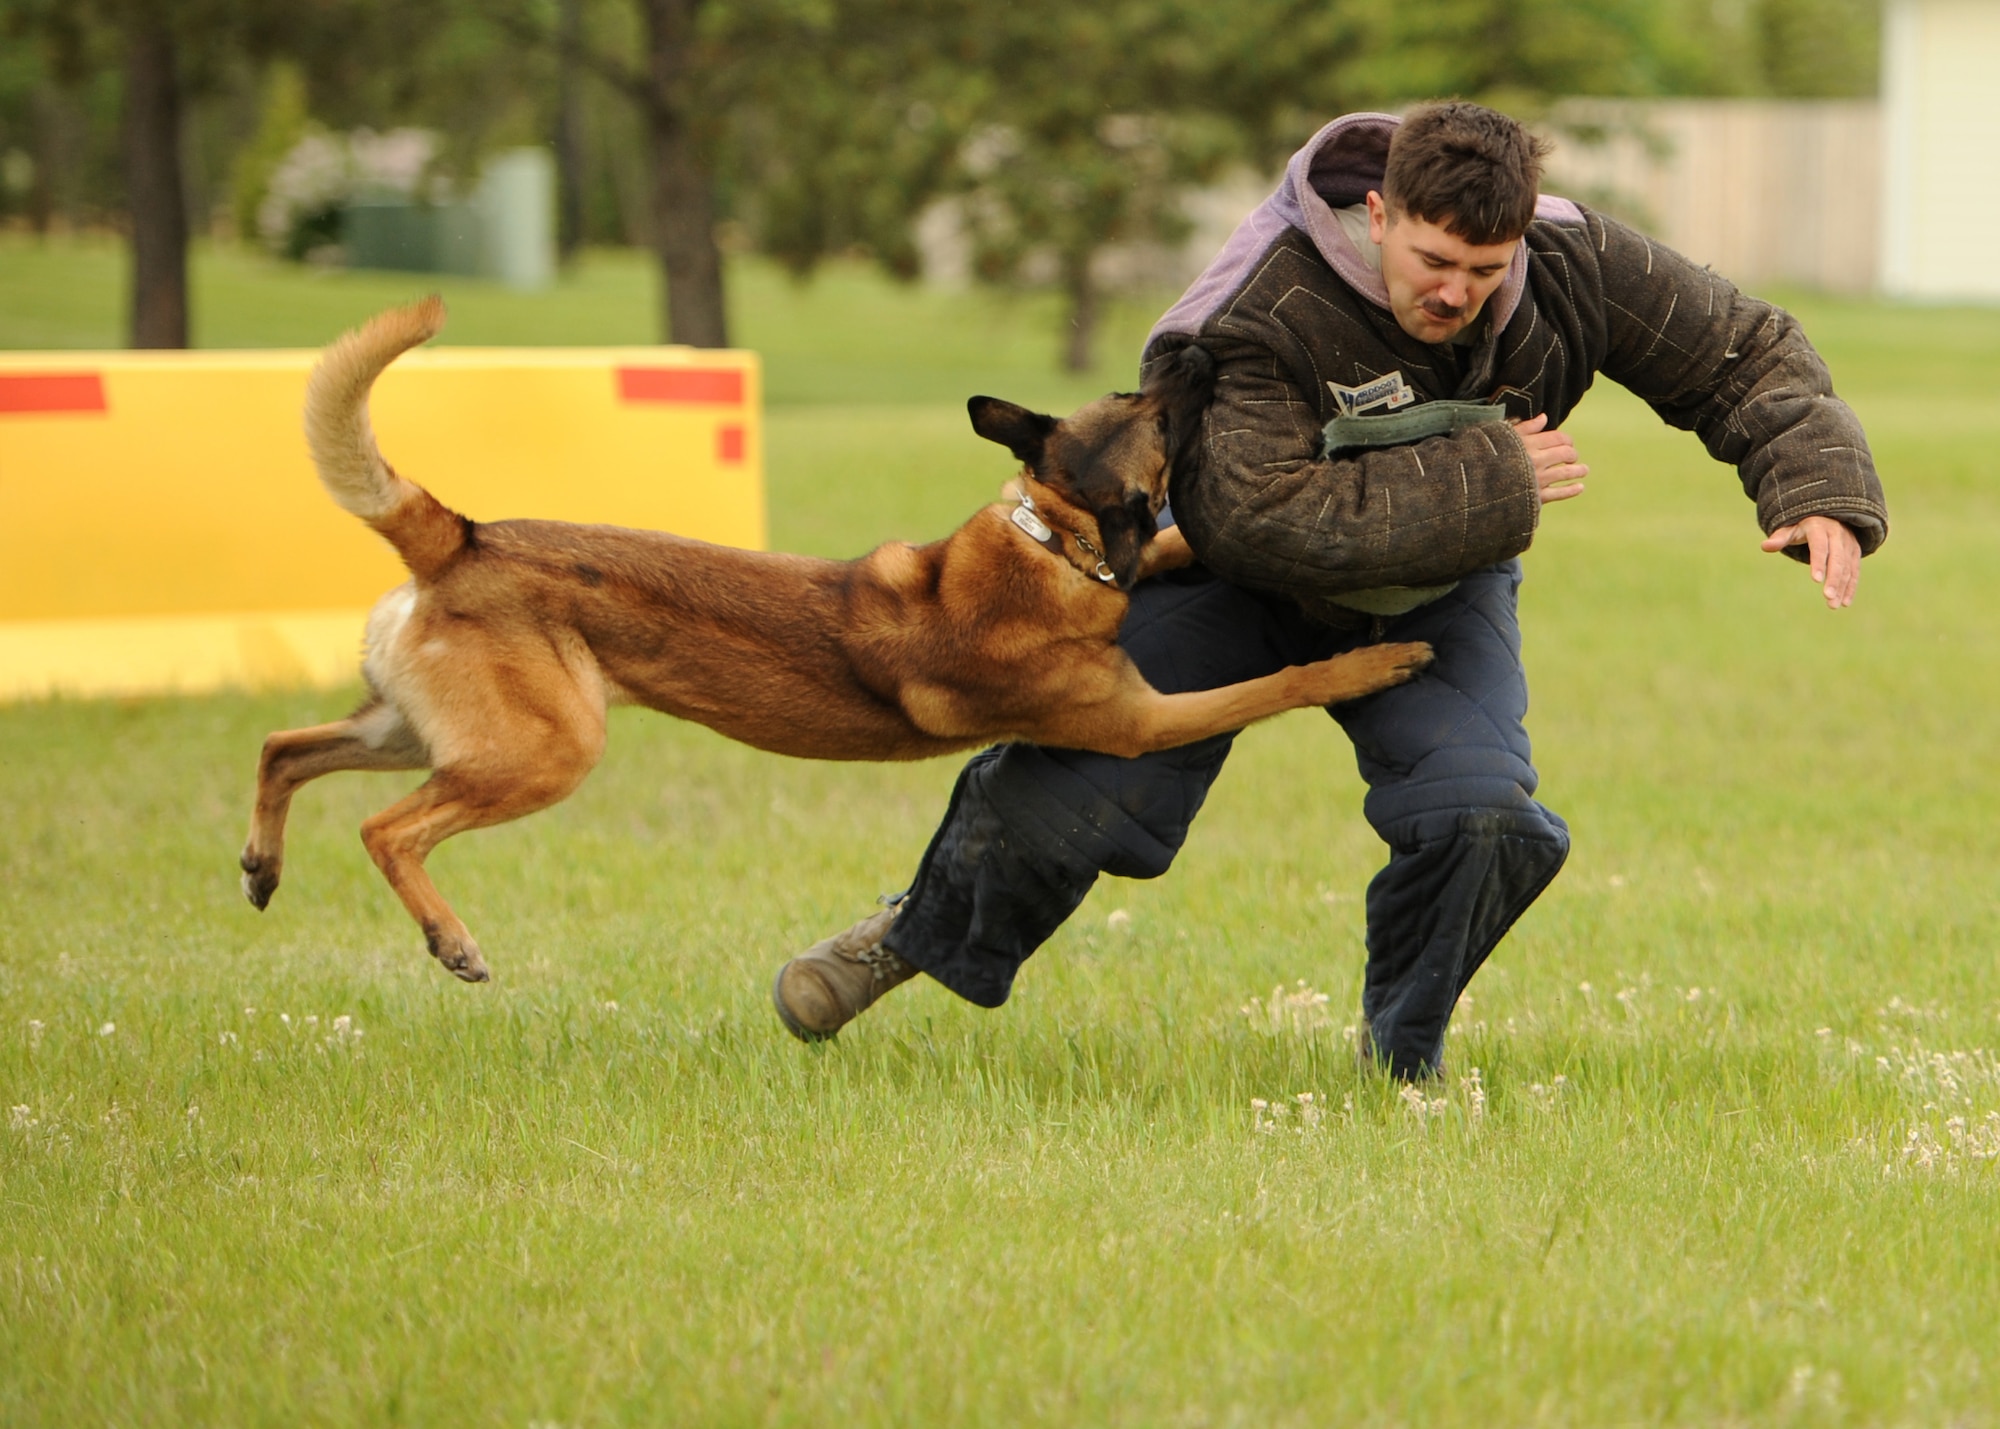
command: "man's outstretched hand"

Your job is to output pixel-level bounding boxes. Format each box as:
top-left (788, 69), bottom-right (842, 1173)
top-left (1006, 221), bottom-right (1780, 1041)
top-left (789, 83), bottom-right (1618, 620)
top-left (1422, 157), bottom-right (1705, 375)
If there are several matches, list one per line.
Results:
top-left (1512, 414), bottom-right (1860, 607)
top-left (1513, 413), bottom-right (1587, 503)
top-left (1761, 515), bottom-right (1861, 609)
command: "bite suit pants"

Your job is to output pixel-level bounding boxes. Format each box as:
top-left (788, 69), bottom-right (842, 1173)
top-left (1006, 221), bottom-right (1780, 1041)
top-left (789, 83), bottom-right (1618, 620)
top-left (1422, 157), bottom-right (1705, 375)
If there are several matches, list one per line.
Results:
top-left (882, 559), bottom-right (1569, 1077)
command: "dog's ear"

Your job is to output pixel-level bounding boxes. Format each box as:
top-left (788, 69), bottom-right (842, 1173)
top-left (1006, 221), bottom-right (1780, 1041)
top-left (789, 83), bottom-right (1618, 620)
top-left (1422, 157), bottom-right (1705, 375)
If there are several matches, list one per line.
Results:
top-left (1140, 343), bottom-right (1216, 468)
top-left (968, 396), bottom-right (1058, 468)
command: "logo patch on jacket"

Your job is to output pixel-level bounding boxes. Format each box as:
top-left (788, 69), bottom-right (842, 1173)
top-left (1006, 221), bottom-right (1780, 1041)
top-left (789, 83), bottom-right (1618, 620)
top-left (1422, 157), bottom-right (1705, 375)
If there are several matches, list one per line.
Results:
top-left (1328, 371), bottom-right (1417, 417)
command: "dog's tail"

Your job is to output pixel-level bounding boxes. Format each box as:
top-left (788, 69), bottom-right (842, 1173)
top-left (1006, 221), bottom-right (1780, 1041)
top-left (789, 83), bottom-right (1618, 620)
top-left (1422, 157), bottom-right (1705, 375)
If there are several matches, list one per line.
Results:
top-left (303, 295), bottom-right (467, 580)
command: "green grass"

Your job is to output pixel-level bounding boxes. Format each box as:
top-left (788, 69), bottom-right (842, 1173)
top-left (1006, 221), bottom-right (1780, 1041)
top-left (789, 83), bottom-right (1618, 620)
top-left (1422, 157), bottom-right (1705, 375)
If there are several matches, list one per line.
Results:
top-left (5, 238), bottom-right (2000, 1425)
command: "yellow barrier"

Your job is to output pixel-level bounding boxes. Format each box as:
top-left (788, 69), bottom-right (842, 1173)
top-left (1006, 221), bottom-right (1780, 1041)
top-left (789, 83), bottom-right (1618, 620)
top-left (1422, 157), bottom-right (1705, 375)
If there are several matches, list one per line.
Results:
top-left (0, 345), bottom-right (763, 700)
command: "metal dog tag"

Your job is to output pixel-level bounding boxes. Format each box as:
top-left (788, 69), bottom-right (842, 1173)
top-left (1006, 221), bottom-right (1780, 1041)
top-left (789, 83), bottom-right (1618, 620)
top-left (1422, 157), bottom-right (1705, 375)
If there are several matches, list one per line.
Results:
top-left (1011, 504), bottom-right (1053, 542)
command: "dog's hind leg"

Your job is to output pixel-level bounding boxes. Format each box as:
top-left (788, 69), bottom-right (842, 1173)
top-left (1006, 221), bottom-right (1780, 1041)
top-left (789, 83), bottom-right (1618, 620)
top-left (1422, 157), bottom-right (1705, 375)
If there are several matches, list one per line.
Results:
top-left (358, 735), bottom-right (602, 983)
top-left (242, 700), bottom-right (429, 910)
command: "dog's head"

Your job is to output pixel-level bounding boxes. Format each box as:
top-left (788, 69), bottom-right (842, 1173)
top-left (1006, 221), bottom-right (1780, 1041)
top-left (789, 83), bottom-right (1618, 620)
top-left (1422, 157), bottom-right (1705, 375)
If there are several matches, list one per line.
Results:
top-left (967, 344), bottom-right (1215, 588)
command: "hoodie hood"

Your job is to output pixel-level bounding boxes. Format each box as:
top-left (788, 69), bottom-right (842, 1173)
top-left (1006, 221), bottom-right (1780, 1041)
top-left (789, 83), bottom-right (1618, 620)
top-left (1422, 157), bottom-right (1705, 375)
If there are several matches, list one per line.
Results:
top-left (1150, 112), bottom-right (1580, 349)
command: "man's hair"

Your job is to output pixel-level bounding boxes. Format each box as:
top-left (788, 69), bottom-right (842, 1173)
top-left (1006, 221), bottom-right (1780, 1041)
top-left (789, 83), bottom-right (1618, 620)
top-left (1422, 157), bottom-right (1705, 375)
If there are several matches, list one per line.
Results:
top-left (1382, 101), bottom-right (1551, 245)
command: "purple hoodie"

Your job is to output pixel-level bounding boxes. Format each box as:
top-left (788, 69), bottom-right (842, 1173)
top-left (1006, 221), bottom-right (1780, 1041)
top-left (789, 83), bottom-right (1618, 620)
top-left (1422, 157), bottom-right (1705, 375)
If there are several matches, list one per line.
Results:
top-left (1149, 112), bottom-right (1584, 351)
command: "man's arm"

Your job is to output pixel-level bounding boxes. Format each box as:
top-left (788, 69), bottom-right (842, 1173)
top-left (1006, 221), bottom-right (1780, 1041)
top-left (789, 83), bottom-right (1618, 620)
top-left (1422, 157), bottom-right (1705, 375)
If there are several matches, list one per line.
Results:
top-left (1583, 211), bottom-right (1887, 605)
top-left (1165, 340), bottom-right (1545, 612)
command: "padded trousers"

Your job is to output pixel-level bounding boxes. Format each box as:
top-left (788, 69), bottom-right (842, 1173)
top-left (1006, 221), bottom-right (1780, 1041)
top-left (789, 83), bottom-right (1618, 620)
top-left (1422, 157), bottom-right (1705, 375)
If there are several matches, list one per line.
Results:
top-left (884, 559), bottom-right (1570, 1077)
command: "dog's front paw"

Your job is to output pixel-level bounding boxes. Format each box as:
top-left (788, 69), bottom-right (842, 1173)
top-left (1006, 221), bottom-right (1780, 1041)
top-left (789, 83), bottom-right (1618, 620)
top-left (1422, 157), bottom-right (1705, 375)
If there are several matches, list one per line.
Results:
top-left (1300, 640), bottom-right (1436, 706)
top-left (1374, 640), bottom-right (1435, 684)
top-left (240, 851), bottom-right (280, 910)
top-left (1135, 524), bottom-right (1194, 580)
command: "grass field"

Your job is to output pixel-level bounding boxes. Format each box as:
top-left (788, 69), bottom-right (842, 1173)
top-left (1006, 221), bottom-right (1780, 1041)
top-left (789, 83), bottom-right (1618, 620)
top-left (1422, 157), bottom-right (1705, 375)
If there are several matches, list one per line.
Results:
top-left (3, 238), bottom-right (1999, 1425)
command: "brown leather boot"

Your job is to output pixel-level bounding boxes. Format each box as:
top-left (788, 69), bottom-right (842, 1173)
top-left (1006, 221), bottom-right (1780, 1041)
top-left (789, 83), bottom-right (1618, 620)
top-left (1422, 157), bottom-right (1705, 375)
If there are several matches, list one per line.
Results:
top-left (771, 908), bottom-right (917, 1042)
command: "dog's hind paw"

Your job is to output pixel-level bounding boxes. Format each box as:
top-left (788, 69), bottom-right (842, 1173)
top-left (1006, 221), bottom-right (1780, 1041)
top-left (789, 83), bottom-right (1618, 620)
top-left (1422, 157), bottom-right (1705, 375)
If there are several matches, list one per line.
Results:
top-left (424, 925), bottom-right (491, 983)
top-left (442, 948), bottom-right (491, 983)
top-left (240, 853), bottom-right (280, 910)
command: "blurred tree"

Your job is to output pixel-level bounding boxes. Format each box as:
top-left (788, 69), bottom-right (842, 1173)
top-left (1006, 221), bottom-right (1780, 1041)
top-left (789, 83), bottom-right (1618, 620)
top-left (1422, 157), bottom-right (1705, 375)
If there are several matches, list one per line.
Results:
top-left (498, 0), bottom-right (766, 347)
top-left (122, 7), bottom-right (187, 347)
top-left (0, 0), bottom-right (1886, 359)
top-left (731, 0), bottom-right (1374, 370)
top-left (553, 0), bottom-right (586, 265)
top-left (3, 0), bottom-right (217, 347)
top-left (0, 0), bottom-right (468, 347)
top-left (1755, 0), bottom-right (1878, 98)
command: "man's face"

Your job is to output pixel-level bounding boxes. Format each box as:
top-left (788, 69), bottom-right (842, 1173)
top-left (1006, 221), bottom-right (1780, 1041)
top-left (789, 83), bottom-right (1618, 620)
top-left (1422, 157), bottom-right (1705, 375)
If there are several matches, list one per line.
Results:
top-left (1365, 191), bottom-right (1520, 344)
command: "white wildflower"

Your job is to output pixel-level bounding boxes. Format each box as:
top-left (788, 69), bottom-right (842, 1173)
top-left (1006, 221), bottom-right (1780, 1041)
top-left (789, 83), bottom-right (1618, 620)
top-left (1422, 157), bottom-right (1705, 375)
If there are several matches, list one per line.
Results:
top-left (97, 1022), bottom-right (115, 1037)
top-left (1106, 908), bottom-right (1132, 932)
top-left (1241, 980), bottom-right (1336, 1037)
top-left (1527, 1073), bottom-right (1570, 1109)
top-left (1399, 1083), bottom-right (1447, 1123)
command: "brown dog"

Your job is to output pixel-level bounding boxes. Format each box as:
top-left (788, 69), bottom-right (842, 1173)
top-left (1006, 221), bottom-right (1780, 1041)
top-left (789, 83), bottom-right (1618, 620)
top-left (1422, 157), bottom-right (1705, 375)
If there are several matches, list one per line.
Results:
top-left (241, 298), bottom-right (1433, 981)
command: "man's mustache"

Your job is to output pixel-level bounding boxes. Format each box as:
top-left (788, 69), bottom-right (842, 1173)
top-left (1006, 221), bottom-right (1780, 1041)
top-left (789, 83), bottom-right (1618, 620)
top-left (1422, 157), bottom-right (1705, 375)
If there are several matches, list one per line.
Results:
top-left (1420, 298), bottom-right (1467, 320)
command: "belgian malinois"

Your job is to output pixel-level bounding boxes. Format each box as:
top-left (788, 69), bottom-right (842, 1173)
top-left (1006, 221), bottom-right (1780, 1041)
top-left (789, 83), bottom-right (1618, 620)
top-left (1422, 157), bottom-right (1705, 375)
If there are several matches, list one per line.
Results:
top-left (241, 298), bottom-right (1433, 981)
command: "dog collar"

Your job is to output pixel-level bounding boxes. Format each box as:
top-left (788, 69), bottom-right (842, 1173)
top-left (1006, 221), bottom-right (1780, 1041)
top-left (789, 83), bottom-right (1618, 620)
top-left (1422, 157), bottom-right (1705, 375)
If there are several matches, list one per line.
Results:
top-left (1011, 491), bottom-right (1116, 584)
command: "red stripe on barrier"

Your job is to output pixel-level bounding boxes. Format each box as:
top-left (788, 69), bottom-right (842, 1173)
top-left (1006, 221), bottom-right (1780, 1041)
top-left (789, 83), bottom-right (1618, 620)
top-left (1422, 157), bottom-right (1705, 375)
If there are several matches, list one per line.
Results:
top-left (717, 424), bottom-right (746, 464)
top-left (0, 373), bottom-right (108, 415)
top-left (616, 366), bottom-right (743, 406)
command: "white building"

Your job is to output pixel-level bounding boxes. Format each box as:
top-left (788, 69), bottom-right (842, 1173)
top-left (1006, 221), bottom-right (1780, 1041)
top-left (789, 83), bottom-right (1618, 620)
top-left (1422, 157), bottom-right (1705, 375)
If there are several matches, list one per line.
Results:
top-left (1881, 0), bottom-right (2000, 300)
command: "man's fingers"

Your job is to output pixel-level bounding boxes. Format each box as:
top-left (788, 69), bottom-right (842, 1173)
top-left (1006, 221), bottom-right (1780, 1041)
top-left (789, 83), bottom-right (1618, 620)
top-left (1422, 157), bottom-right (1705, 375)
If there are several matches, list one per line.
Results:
top-left (1824, 526), bottom-right (1862, 608)
top-left (1760, 518), bottom-right (1863, 608)
top-left (1514, 414), bottom-right (1588, 500)
top-left (1520, 432), bottom-right (1579, 476)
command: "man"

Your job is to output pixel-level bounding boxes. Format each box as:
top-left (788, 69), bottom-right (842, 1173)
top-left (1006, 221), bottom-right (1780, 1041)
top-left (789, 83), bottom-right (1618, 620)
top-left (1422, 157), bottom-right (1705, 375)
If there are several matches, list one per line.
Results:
top-left (770, 102), bottom-right (1887, 1078)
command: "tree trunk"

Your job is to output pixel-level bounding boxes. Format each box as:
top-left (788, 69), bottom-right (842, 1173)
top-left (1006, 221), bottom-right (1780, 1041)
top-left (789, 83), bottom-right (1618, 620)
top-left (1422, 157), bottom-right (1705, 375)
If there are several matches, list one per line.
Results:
top-left (640, 0), bottom-right (728, 347)
top-left (122, 15), bottom-right (189, 349)
top-left (1060, 247), bottom-right (1100, 374)
top-left (27, 86), bottom-right (65, 237)
top-left (554, 0), bottom-right (586, 266)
